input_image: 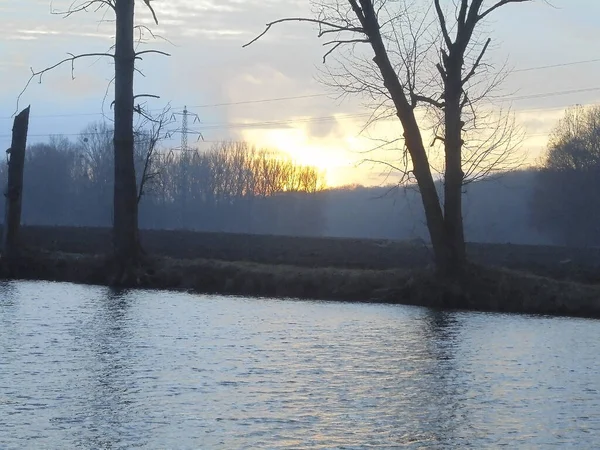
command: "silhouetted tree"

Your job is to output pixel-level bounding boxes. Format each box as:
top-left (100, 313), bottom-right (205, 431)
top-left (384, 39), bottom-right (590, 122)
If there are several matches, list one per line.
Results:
top-left (245, 0), bottom-right (531, 278)
top-left (0, 127), bottom-right (545, 244)
top-left (23, 138), bottom-right (78, 225)
top-left (0, 131), bottom-right (328, 236)
top-left (19, 0), bottom-right (169, 282)
top-left (531, 105), bottom-right (600, 246)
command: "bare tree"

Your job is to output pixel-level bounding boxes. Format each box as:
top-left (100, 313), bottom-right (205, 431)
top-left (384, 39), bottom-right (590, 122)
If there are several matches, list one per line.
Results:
top-left (531, 105), bottom-right (600, 246)
top-left (134, 106), bottom-right (176, 204)
top-left (245, 0), bottom-right (532, 278)
top-left (19, 0), bottom-right (169, 282)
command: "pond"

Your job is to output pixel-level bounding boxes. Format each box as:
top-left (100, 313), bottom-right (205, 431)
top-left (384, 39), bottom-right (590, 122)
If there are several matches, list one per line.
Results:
top-left (1, 280), bottom-right (599, 448)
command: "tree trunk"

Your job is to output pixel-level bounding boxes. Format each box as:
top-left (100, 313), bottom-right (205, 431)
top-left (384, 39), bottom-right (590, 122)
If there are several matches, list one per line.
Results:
top-left (113, 0), bottom-right (140, 273)
top-left (2, 106), bottom-right (30, 262)
top-left (442, 67), bottom-right (467, 278)
top-left (402, 115), bottom-right (453, 273)
top-left (359, 3), bottom-right (451, 274)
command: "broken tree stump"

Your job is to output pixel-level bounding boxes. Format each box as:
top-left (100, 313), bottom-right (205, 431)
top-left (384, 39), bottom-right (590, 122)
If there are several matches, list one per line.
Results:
top-left (2, 106), bottom-right (30, 262)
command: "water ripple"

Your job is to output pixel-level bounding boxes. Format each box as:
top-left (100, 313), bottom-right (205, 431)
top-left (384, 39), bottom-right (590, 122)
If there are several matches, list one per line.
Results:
top-left (1, 280), bottom-right (600, 448)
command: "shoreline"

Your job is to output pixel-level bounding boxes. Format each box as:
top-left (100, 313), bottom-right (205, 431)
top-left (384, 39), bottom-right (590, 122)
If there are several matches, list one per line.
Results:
top-left (3, 249), bottom-right (600, 319)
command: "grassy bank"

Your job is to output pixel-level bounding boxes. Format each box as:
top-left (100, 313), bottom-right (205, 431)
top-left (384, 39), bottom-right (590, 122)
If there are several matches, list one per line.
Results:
top-left (3, 248), bottom-right (600, 319)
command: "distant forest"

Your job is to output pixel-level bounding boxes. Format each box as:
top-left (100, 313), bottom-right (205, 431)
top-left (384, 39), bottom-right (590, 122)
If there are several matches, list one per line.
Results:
top-left (1, 119), bottom-right (596, 247)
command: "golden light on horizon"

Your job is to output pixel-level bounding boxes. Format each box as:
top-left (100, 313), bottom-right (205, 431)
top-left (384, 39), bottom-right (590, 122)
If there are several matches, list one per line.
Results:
top-left (233, 107), bottom-right (562, 188)
top-left (240, 127), bottom-right (359, 187)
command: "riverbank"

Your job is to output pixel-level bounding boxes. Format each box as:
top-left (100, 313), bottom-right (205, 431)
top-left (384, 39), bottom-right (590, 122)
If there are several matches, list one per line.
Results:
top-left (3, 249), bottom-right (600, 318)
top-left (11, 225), bottom-right (600, 283)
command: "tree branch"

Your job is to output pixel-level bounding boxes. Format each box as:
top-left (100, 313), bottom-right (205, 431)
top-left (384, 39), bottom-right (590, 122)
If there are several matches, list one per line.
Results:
top-left (430, 135), bottom-right (445, 146)
top-left (51, 0), bottom-right (115, 17)
top-left (134, 104), bottom-right (159, 122)
top-left (135, 49), bottom-right (171, 59)
top-left (436, 62), bottom-right (447, 81)
top-left (322, 38), bottom-right (369, 62)
top-left (133, 94), bottom-right (160, 101)
top-left (16, 52), bottom-right (114, 114)
top-left (348, 0), bottom-right (366, 27)
top-left (434, 0), bottom-right (453, 50)
top-left (134, 25), bottom-right (177, 47)
top-left (479, 0), bottom-right (531, 21)
top-left (411, 93), bottom-right (445, 109)
top-left (101, 75), bottom-right (116, 122)
top-left (137, 105), bottom-right (176, 203)
top-left (142, 0), bottom-right (158, 25)
top-left (243, 17), bottom-right (364, 48)
top-left (457, 0), bottom-right (469, 28)
top-left (462, 37), bottom-right (491, 85)
top-left (360, 158), bottom-right (406, 174)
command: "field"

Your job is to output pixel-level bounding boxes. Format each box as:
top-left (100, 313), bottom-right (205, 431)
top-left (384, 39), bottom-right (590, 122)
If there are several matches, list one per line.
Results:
top-left (16, 225), bottom-right (600, 283)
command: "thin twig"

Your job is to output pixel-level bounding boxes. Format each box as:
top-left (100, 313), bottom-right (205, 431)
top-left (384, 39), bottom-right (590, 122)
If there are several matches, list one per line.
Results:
top-left (142, 0), bottom-right (158, 25)
top-left (16, 52), bottom-right (114, 114)
top-left (135, 49), bottom-right (171, 59)
top-left (243, 17), bottom-right (363, 48)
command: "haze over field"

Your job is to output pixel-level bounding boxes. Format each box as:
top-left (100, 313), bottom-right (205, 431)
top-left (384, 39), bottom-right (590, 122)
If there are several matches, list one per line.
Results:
top-left (1, 0), bottom-right (600, 187)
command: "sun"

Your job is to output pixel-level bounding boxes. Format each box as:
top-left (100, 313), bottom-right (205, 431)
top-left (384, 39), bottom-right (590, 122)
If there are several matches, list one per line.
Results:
top-left (241, 127), bottom-right (359, 187)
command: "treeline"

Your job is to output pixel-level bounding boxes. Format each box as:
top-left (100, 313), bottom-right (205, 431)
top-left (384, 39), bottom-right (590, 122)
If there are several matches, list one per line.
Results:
top-left (531, 106), bottom-right (600, 247)
top-left (0, 122), bottom-right (327, 235)
top-left (144, 142), bottom-right (326, 233)
top-left (3, 110), bottom-right (600, 247)
top-left (320, 171), bottom-right (551, 246)
top-left (0, 124), bottom-right (551, 245)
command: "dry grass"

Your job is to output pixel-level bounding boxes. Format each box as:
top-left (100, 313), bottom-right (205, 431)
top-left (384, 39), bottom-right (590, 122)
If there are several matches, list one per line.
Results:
top-left (12, 225), bottom-right (600, 283)
top-left (460, 265), bottom-right (600, 316)
top-left (4, 249), bottom-right (600, 318)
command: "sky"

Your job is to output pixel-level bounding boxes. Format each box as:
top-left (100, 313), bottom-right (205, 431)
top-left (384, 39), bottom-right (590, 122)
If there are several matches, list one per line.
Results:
top-left (1, 0), bottom-right (599, 187)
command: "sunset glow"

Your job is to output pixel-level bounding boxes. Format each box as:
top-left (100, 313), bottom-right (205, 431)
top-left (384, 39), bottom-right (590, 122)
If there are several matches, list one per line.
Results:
top-left (241, 126), bottom-right (360, 187)
top-left (0, 1), bottom-right (598, 187)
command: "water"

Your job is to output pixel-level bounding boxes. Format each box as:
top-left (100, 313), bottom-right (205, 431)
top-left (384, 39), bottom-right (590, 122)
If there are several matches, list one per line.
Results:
top-left (1, 281), bottom-right (599, 448)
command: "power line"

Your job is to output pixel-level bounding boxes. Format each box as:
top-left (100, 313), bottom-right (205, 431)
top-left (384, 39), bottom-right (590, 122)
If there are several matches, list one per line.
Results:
top-left (0, 112), bottom-right (371, 139)
top-left (185, 93), bottom-right (329, 109)
top-left (2, 54), bottom-right (600, 122)
top-left (514, 101), bottom-right (600, 114)
top-left (512, 58), bottom-right (600, 73)
top-left (200, 113), bottom-right (369, 130)
top-left (3, 61), bottom-right (600, 122)
top-left (4, 81), bottom-right (600, 124)
top-left (0, 93), bottom-right (331, 121)
top-left (505, 86), bottom-right (600, 102)
top-left (3, 84), bottom-right (600, 134)
top-left (4, 85), bottom-right (600, 141)
top-left (0, 114), bottom-right (558, 141)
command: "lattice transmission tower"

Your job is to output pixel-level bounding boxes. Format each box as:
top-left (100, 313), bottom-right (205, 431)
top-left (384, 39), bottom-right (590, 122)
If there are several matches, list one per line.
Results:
top-left (172, 106), bottom-right (202, 152)
top-left (181, 106), bottom-right (188, 151)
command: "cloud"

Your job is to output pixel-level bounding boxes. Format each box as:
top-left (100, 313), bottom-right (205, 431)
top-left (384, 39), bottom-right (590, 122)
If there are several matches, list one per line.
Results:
top-left (307, 118), bottom-right (344, 139)
top-left (1, 0), bottom-right (598, 185)
top-left (516, 109), bottom-right (563, 135)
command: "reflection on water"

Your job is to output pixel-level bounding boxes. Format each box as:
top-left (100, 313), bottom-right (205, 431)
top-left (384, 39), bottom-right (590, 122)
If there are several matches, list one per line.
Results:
top-left (79, 289), bottom-right (139, 449)
top-left (1, 280), bottom-right (600, 448)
